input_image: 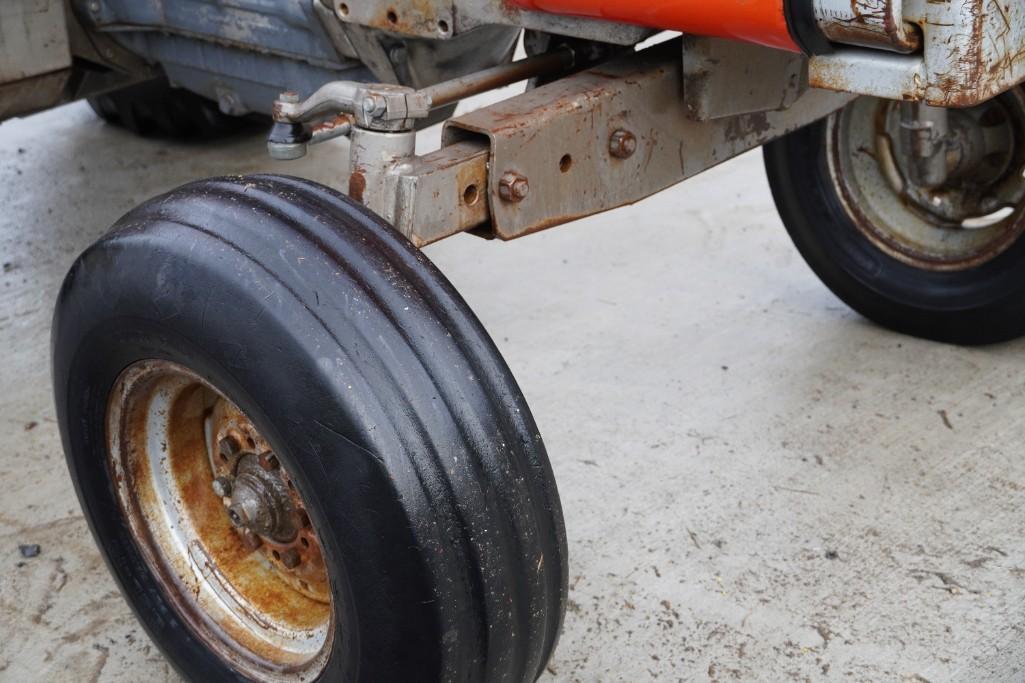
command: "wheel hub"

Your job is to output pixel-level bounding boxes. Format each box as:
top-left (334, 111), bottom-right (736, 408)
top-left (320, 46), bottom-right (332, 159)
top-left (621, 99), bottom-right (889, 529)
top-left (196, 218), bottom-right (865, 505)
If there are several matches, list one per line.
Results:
top-left (208, 403), bottom-right (330, 602)
top-left (223, 452), bottom-right (299, 543)
top-left (892, 100), bottom-right (1021, 225)
top-left (106, 360), bottom-right (333, 680)
top-left (827, 91), bottom-right (1025, 270)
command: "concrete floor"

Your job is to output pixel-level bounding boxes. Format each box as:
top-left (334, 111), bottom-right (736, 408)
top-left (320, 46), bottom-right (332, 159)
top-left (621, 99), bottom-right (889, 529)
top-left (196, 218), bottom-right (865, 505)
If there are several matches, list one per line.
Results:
top-left (2, 99), bottom-right (1025, 683)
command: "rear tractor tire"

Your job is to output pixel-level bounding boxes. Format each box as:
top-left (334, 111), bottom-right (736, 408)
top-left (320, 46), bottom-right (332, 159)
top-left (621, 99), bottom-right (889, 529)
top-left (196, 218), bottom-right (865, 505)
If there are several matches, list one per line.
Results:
top-left (765, 91), bottom-right (1025, 345)
top-left (87, 77), bottom-right (258, 139)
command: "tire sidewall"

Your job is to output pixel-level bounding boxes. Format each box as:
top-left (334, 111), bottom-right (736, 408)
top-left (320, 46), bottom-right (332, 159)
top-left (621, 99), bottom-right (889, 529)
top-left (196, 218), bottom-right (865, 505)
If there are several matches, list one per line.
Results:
top-left (53, 227), bottom-right (440, 681)
top-left (764, 113), bottom-right (1025, 344)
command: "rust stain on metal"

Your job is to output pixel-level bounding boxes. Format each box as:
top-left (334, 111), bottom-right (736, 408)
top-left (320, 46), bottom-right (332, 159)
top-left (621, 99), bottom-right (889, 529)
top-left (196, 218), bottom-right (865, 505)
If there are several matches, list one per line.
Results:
top-left (335, 0), bottom-right (450, 37)
top-left (348, 169), bottom-right (366, 203)
top-left (443, 37), bottom-right (850, 241)
top-left (311, 112), bottom-right (355, 137)
top-left (107, 362), bottom-right (332, 675)
top-left (819, 0), bottom-right (921, 53)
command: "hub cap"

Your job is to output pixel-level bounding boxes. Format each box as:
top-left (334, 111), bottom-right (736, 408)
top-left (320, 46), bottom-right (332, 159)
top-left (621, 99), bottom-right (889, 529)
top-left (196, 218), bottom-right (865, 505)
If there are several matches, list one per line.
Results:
top-left (106, 360), bottom-right (332, 680)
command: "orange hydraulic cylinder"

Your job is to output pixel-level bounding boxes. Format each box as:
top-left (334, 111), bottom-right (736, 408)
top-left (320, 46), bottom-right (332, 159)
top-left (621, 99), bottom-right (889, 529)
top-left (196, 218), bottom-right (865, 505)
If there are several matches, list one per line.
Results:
top-left (508, 0), bottom-right (800, 52)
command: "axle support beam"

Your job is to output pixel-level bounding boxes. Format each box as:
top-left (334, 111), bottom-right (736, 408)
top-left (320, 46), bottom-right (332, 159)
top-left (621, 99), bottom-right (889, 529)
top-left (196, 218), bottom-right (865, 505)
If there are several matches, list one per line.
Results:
top-left (329, 39), bottom-right (852, 246)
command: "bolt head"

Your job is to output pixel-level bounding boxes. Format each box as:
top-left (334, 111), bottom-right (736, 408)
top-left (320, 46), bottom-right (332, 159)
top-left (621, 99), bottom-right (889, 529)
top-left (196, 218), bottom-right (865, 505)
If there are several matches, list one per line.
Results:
top-left (241, 530), bottom-right (262, 551)
top-left (258, 451), bottom-right (279, 471)
top-left (609, 129), bottom-right (637, 159)
top-left (218, 434), bottom-right (242, 459)
top-left (280, 548), bottom-right (301, 569)
top-left (279, 90), bottom-right (301, 104)
top-left (211, 476), bottom-right (233, 498)
top-left (362, 95), bottom-right (386, 117)
top-left (498, 171), bottom-right (529, 202)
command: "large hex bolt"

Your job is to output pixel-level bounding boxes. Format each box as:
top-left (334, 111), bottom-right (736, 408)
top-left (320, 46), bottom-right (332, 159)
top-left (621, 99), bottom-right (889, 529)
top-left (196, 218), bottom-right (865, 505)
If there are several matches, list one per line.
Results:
top-left (211, 476), bottom-right (233, 498)
top-left (609, 129), bottom-right (637, 159)
top-left (258, 451), bottom-right (279, 471)
top-left (241, 530), bottom-right (263, 551)
top-left (362, 95), bottom-right (387, 118)
top-left (498, 171), bottom-right (530, 202)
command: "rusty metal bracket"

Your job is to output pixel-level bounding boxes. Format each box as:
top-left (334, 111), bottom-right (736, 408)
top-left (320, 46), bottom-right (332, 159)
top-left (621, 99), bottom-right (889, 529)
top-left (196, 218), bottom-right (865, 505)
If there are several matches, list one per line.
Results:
top-left (436, 39), bottom-right (850, 241)
top-left (393, 142), bottom-right (491, 246)
top-left (813, 0), bottom-right (921, 54)
top-left (350, 135), bottom-right (491, 247)
top-left (682, 37), bottom-right (808, 121)
top-left (809, 0), bottom-right (1025, 107)
top-left (273, 38), bottom-right (851, 247)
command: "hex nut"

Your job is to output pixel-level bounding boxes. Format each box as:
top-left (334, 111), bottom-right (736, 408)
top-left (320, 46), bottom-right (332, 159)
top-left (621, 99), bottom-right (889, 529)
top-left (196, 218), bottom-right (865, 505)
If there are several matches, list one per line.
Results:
top-left (609, 129), bottom-right (637, 159)
top-left (241, 530), bottom-right (263, 551)
top-left (499, 171), bottom-right (530, 202)
top-left (362, 95), bottom-right (386, 117)
top-left (211, 476), bottom-right (233, 498)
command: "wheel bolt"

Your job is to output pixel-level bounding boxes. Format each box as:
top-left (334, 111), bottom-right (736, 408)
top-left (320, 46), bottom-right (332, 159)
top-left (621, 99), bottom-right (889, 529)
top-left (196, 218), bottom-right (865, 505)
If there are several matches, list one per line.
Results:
top-left (280, 548), bottom-right (301, 568)
top-left (609, 129), bottom-right (637, 159)
top-left (211, 476), bottom-right (233, 498)
top-left (241, 530), bottom-right (262, 551)
top-left (498, 171), bottom-right (529, 202)
top-left (218, 434), bottom-right (242, 459)
top-left (258, 451), bottom-right (279, 471)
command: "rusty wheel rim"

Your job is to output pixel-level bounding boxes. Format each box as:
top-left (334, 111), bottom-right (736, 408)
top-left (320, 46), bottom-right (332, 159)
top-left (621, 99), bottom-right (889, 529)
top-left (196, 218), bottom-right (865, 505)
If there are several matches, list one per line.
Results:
top-left (106, 360), bottom-right (333, 679)
top-left (827, 92), bottom-right (1025, 271)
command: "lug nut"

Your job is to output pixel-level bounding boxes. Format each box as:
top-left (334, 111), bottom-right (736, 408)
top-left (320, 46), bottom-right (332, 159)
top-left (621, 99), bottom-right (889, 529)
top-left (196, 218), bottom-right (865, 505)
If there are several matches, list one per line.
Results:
top-left (609, 129), bottom-right (637, 159)
top-left (258, 451), bottom-right (279, 471)
top-left (211, 476), bottom-right (233, 498)
top-left (280, 548), bottom-right (301, 569)
top-left (498, 171), bottom-right (529, 202)
top-left (218, 434), bottom-right (242, 459)
top-left (279, 90), bottom-right (300, 104)
top-left (241, 530), bottom-right (262, 551)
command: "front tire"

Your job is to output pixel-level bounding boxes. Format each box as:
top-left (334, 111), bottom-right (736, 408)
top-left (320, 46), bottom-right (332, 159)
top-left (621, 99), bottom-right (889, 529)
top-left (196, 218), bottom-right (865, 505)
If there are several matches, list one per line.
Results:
top-left (764, 92), bottom-right (1025, 345)
top-left (52, 175), bottom-right (567, 681)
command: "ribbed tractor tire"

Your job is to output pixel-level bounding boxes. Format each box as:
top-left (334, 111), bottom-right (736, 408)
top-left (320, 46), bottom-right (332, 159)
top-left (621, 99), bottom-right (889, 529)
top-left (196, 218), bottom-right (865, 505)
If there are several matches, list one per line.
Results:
top-left (87, 78), bottom-right (257, 139)
top-left (52, 175), bottom-right (567, 681)
top-left (764, 105), bottom-right (1025, 346)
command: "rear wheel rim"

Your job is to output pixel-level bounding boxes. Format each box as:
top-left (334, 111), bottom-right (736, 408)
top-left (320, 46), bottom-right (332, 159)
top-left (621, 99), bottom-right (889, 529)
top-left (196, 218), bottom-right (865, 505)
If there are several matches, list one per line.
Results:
top-left (106, 360), bottom-right (334, 680)
top-left (827, 92), bottom-right (1025, 271)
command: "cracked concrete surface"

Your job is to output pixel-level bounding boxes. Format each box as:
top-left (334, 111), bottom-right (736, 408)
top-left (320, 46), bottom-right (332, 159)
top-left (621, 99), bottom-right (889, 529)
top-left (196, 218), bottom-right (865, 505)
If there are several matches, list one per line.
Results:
top-left (2, 100), bottom-right (1025, 682)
